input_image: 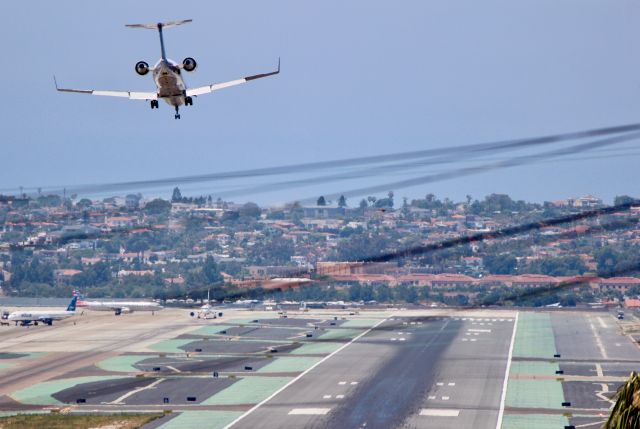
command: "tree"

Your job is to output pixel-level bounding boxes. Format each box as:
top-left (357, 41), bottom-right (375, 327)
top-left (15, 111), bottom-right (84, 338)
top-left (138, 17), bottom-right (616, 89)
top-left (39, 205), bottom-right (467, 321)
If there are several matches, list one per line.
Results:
top-left (317, 196), bottom-right (327, 206)
top-left (144, 198), bottom-right (172, 215)
top-left (484, 254), bottom-right (518, 274)
top-left (171, 187), bottom-right (182, 203)
top-left (614, 195), bottom-right (636, 206)
top-left (338, 195), bottom-right (347, 208)
top-left (605, 372), bottom-right (640, 429)
top-left (359, 199), bottom-right (368, 209)
top-left (239, 202), bottom-right (261, 218)
top-left (202, 255), bottom-right (222, 284)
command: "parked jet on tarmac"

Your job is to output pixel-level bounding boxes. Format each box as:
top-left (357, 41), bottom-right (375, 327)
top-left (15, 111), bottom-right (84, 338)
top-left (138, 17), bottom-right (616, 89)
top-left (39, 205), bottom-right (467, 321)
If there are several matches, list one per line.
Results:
top-left (8, 296), bottom-right (77, 326)
top-left (55, 19), bottom-right (280, 119)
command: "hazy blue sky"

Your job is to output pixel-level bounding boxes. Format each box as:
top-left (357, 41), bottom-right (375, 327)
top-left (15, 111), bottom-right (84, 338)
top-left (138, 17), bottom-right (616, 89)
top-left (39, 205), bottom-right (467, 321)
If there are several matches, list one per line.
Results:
top-left (2, 1), bottom-right (640, 205)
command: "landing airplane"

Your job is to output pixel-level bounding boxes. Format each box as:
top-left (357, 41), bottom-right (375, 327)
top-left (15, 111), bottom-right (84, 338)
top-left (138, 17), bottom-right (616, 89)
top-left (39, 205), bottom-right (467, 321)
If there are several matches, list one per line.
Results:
top-left (55, 19), bottom-right (280, 119)
top-left (190, 289), bottom-right (220, 319)
top-left (8, 296), bottom-right (77, 326)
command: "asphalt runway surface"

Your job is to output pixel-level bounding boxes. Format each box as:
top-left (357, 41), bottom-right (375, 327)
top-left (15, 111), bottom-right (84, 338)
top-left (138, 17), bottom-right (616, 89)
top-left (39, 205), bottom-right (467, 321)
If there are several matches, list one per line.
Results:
top-left (230, 316), bottom-right (515, 429)
top-left (136, 355), bottom-right (272, 374)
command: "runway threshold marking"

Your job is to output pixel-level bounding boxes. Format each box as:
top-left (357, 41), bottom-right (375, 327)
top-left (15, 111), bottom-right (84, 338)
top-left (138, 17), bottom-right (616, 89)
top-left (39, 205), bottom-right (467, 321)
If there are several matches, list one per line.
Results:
top-left (288, 408), bottom-right (331, 415)
top-left (420, 409), bottom-right (459, 417)
top-left (223, 317), bottom-right (388, 428)
top-left (495, 311), bottom-right (519, 429)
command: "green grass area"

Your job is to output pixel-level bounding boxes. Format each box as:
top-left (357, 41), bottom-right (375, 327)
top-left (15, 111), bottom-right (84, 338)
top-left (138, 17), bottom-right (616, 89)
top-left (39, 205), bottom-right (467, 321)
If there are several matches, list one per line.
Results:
top-left (10, 376), bottom-right (123, 405)
top-left (0, 413), bottom-right (162, 429)
top-left (501, 413), bottom-right (569, 429)
top-left (258, 356), bottom-right (322, 373)
top-left (513, 313), bottom-right (557, 359)
top-left (96, 355), bottom-right (149, 373)
top-left (505, 379), bottom-right (565, 409)
top-left (318, 329), bottom-right (363, 341)
top-left (202, 376), bottom-right (292, 405)
top-left (149, 339), bottom-right (194, 354)
top-left (289, 342), bottom-right (343, 355)
top-left (341, 319), bottom-right (382, 328)
top-left (156, 411), bottom-right (243, 429)
top-left (509, 361), bottom-right (560, 376)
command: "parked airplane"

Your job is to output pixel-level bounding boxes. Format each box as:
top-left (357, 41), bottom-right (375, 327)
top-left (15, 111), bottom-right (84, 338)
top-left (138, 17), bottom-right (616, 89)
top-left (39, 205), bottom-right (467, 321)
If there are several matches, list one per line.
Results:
top-left (55, 19), bottom-right (280, 119)
top-left (8, 296), bottom-right (77, 326)
top-left (76, 293), bottom-right (163, 315)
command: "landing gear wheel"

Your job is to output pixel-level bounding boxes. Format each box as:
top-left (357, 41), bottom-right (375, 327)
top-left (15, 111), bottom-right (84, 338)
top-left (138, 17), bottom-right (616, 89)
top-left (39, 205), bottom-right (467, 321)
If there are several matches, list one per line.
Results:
top-left (175, 114), bottom-right (181, 119)
top-left (150, 100), bottom-right (159, 109)
top-left (185, 96), bottom-right (193, 106)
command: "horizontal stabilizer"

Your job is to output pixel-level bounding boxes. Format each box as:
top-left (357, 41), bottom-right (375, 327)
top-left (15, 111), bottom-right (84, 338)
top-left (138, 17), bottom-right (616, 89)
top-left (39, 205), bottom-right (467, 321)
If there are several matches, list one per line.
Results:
top-left (125, 19), bottom-right (192, 30)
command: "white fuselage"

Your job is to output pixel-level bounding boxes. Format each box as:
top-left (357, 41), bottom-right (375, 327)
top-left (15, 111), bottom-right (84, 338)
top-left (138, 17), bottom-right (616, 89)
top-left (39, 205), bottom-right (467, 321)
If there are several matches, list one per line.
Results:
top-left (79, 300), bottom-right (163, 313)
top-left (8, 310), bottom-right (74, 323)
top-left (153, 59), bottom-right (186, 107)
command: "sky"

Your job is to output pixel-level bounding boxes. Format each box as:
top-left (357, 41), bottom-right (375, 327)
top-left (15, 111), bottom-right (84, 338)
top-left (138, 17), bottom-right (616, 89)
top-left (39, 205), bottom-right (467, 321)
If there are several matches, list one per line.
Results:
top-left (2, 0), bottom-right (640, 206)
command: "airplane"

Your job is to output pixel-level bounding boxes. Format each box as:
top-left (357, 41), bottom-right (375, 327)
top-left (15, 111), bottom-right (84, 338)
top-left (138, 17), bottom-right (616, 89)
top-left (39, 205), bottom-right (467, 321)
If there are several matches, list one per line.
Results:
top-left (190, 289), bottom-right (221, 319)
top-left (75, 292), bottom-right (163, 315)
top-left (8, 296), bottom-right (77, 326)
top-left (55, 19), bottom-right (280, 119)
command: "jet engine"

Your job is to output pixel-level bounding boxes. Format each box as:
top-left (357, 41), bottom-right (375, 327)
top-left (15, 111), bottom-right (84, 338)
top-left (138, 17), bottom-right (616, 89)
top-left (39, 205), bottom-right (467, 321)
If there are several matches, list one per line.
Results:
top-left (182, 57), bottom-right (197, 72)
top-left (135, 61), bottom-right (150, 76)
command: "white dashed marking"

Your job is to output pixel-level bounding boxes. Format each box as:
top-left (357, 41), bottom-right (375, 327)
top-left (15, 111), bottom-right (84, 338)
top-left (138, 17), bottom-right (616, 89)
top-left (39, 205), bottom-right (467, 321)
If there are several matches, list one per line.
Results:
top-left (350, 382), bottom-right (358, 385)
top-left (448, 382), bottom-right (455, 386)
top-left (289, 408), bottom-right (331, 415)
top-left (436, 382), bottom-right (444, 386)
top-left (338, 381), bottom-right (347, 385)
top-left (323, 395), bottom-right (331, 399)
top-left (420, 409), bottom-right (460, 417)
top-left (442, 396), bottom-right (450, 401)
top-left (468, 329), bottom-right (491, 333)
top-left (470, 339), bottom-right (477, 342)
top-left (428, 395), bottom-right (436, 400)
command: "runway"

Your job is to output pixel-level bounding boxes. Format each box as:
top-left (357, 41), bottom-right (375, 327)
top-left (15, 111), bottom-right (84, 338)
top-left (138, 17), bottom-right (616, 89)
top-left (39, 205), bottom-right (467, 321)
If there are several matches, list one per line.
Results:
top-left (0, 307), bottom-right (637, 429)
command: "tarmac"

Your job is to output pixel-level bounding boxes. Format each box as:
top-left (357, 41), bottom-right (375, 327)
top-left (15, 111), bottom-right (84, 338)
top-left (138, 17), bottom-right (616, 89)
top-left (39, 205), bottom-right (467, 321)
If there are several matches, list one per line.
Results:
top-left (0, 306), bottom-right (637, 429)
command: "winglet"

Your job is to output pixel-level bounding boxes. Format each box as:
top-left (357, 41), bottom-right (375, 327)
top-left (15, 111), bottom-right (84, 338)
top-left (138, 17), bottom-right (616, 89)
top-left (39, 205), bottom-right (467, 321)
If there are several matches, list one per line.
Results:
top-left (53, 75), bottom-right (59, 91)
top-left (277, 57), bottom-right (281, 73)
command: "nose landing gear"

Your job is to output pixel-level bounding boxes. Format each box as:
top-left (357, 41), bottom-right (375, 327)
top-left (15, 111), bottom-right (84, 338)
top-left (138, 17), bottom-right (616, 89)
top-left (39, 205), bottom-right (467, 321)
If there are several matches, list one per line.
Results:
top-left (174, 105), bottom-right (181, 120)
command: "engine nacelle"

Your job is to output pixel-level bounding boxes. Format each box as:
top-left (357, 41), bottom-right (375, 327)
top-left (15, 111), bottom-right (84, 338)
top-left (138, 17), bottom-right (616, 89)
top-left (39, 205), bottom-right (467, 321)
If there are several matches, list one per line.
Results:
top-left (182, 57), bottom-right (197, 72)
top-left (135, 61), bottom-right (150, 76)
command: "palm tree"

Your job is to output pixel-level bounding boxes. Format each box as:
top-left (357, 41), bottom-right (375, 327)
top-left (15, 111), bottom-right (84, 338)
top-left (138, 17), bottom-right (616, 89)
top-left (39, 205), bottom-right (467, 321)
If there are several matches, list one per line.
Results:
top-left (605, 372), bottom-right (640, 428)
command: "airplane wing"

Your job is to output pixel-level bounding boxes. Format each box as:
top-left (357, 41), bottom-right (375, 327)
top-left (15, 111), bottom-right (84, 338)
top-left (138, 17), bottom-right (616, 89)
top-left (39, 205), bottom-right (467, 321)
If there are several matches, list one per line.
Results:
top-left (54, 77), bottom-right (157, 100)
top-left (186, 59), bottom-right (280, 97)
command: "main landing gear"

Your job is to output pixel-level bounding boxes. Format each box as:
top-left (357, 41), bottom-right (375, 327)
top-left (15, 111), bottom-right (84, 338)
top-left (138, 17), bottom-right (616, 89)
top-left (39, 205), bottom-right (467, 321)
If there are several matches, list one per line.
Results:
top-left (150, 100), bottom-right (159, 109)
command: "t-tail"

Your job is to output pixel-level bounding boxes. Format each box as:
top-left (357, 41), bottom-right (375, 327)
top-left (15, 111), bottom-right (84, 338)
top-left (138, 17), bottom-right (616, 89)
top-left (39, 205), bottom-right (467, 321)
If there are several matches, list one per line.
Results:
top-left (66, 296), bottom-right (78, 312)
top-left (125, 19), bottom-right (192, 61)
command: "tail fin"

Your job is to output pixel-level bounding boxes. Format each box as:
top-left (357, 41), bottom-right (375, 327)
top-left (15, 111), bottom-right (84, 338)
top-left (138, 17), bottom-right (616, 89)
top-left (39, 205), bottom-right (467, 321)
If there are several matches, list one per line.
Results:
top-left (67, 296), bottom-right (78, 312)
top-left (125, 19), bottom-right (192, 61)
top-left (125, 19), bottom-right (192, 30)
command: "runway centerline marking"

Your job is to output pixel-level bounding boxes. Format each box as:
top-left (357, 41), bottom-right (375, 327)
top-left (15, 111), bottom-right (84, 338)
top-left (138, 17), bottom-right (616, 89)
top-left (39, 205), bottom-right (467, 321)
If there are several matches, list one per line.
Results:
top-left (589, 319), bottom-right (608, 359)
top-left (597, 317), bottom-right (607, 328)
top-left (288, 408), bottom-right (330, 415)
top-left (338, 381), bottom-right (346, 385)
top-left (323, 395), bottom-right (331, 399)
top-left (420, 409), bottom-right (460, 417)
top-left (495, 311), bottom-right (519, 429)
top-left (223, 317), bottom-right (388, 428)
